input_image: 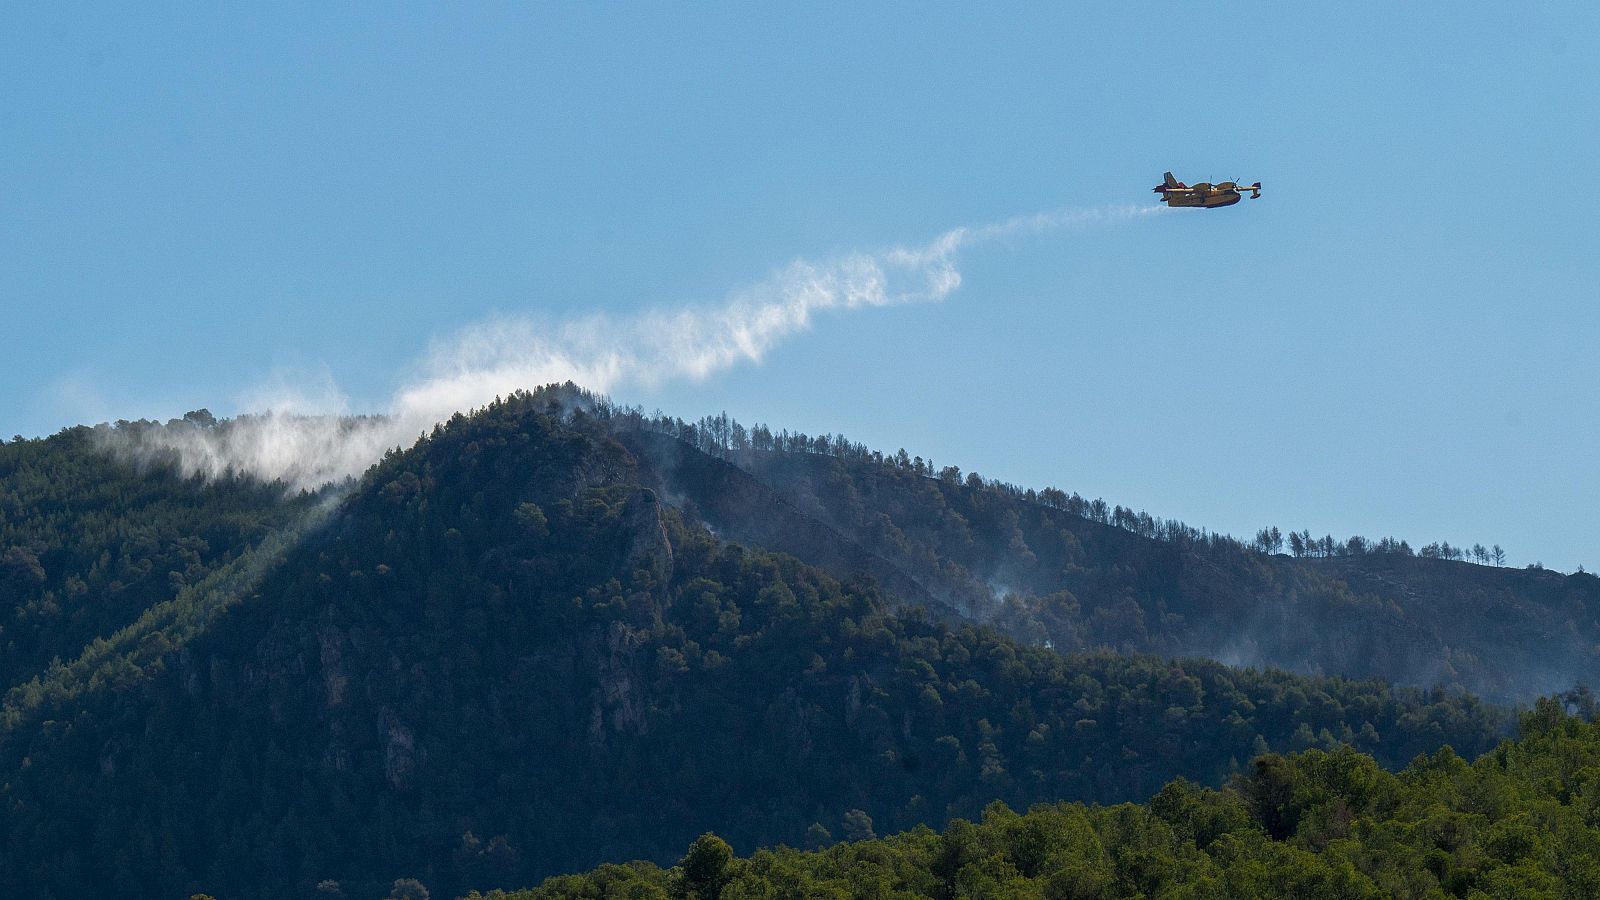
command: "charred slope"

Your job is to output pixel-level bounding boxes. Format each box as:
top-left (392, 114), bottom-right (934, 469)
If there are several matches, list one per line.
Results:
top-left (703, 448), bottom-right (1600, 704)
top-left (617, 429), bottom-right (950, 616)
top-left (0, 396), bottom-right (1509, 900)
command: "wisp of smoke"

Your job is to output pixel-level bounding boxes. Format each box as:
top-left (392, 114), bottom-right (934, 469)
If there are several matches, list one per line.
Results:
top-left (107, 203), bottom-right (1162, 490)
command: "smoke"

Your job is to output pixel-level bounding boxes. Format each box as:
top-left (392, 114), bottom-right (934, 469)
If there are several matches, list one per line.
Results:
top-left (105, 203), bottom-right (1161, 490)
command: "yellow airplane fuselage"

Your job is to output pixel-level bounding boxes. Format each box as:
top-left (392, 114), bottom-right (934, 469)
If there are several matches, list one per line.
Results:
top-left (1154, 175), bottom-right (1260, 208)
top-left (1164, 190), bottom-right (1242, 208)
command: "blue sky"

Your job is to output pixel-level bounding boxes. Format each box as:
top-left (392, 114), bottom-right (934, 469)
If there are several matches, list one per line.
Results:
top-left (4, 4), bottom-right (1597, 569)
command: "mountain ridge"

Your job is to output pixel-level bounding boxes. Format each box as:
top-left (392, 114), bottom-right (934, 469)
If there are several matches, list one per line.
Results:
top-left (0, 391), bottom-right (1520, 899)
top-left (594, 405), bottom-right (1597, 704)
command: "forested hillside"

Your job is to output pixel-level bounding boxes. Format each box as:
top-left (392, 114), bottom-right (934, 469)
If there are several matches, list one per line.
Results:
top-left (491, 699), bottom-right (1600, 900)
top-left (609, 404), bottom-right (1600, 704)
top-left (0, 393), bottom-right (1511, 899)
top-left (0, 420), bottom-right (320, 688)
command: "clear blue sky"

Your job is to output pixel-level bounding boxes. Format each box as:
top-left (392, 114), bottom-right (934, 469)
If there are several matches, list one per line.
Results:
top-left (5, 4), bottom-right (1597, 569)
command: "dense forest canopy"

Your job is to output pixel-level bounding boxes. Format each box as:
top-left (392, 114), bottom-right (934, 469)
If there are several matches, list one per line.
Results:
top-left (0, 391), bottom-right (1528, 899)
top-left (485, 700), bottom-right (1600, 900)
top-left (0, 387), bottom-right (1593, 898)
top-left (0, 422), bottom-right (321, 689)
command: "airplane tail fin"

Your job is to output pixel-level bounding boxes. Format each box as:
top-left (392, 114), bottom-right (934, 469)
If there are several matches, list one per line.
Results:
top-left (1163, 171), bottom-right (1179, 188)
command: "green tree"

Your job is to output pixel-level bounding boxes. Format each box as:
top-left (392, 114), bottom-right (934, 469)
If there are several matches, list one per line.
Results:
top-left (675, 834), bottom-right (734, 900)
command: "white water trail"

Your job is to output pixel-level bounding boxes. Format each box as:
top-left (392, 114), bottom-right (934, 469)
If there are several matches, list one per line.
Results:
top-left (107, 203), bottom-right (1163, 490)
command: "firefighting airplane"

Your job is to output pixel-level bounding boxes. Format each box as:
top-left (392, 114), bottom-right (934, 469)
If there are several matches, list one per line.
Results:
top-left (1153, 172), bottom-right (1261, 208)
